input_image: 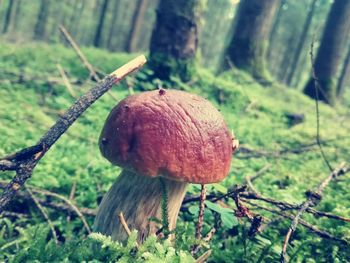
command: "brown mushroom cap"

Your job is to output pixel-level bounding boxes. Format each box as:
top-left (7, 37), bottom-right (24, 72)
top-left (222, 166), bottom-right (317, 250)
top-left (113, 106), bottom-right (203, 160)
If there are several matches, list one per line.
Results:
top-left (99, 89), bottom-right (233, 184)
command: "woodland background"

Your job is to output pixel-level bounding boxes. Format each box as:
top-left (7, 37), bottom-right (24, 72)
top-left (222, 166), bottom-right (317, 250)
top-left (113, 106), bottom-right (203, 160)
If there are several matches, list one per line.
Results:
top-left (0, 0), bottom-right (350, 262)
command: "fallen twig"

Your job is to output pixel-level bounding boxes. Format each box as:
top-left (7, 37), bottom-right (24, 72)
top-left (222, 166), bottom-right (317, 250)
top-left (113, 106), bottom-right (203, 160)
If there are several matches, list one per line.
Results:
top-left (240, 192), bottom-right (350, 223)
top-left (56, 63), bottom-right (77, 98)
top-left (29, 186), bottom-right (92, 234)
top-left (309, 34), bottom-right (333, 172)
top-left (0, 211), bottom-right (27, 218)
top-left (246, 201), bottom-right (349, 246)
top-left (67, 181), bottom-right (77, 222)
top-left (26, 187), bottom-right (58, 244)
top-left (237, 142), bottom-right (318, 159)
top-left (195, 184), bottom-right (206, 240)
top-left (280, 163), bottom-right (349, 262)
top-left (0, 55), bottom-right (147, 214)
top-left (59, 25), bottom-right (100, 82)
top-left (245, 164), bottom-right (271, 194)
top-left (118, 212), bottom-right (131, 236)
top-left (184, 165), bottom-right (271, 204)
top-left (195, 249), bottom-right (212, 263)
top-left (0, 180), bottom-right (96, 217)
top-left (58, 25), bottom-right (118, 101)
top-left (203, 228), bottom-right (216, 242)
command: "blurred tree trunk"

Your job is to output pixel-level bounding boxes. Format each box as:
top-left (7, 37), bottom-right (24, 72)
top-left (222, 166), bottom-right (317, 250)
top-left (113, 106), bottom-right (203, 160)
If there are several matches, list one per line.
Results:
top-left (34, 0), bottom-right (50, 40)
top-left (337, 44), bottom-right (350, 98)
top-left (70, 0), bottom-right (85, 36)
top-left (267, 0), bottom-right (285, 60)
top-left (285, 0), bottom-right (317, 87)
top-left (149, 0), bottom-right (202, 81)
top-left (278, 30), bottom-right (296, 81)
top-left (12, 0), bottom-right (22, 31)
top-left (292, 52), bottom-right (308, 89)
top-left (126, 0), bottom-right (148, 52)
top-left (303, 0), bottom-right (350, 105)
top-left (93, 0), bottom-right (109, 47)
top-left (2, 0), bottom-right (15, 34)
top-left (223, 0), bottom-right (279, 82)
top-left (68, 0), bottom-right (80, 27)
top-left (201, 0), bottom-right (233, 69)
top-left (107, 0), bottom-right (121, 49)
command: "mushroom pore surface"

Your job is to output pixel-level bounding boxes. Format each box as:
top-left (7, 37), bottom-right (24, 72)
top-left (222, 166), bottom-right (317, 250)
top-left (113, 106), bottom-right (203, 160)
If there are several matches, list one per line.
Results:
top-left (99, 89), bottom-right (233, 184)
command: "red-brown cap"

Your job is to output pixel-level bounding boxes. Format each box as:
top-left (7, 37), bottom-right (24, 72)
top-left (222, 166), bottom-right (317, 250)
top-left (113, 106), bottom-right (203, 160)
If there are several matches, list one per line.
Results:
top-left (99, 89), bottom-right (234, 184)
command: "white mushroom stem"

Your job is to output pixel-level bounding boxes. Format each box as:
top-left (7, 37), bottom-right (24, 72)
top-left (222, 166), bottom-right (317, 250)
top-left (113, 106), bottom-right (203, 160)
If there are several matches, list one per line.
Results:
top-left (93, 169), bottom-right (188, 242)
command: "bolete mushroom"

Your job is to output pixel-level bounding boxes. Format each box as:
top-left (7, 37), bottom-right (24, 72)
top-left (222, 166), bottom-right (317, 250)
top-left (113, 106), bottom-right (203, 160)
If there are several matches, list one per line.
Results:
top-left (94, 89), bottom-right (235, 242)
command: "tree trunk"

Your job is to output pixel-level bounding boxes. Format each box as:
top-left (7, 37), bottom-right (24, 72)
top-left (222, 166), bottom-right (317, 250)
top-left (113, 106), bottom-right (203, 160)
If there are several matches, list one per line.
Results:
top-left (12, 0), bottom-right (22, 31)
top-left (93, 0), bottom-right (109, 47)
top-left (2, 0), bottom-right (15, 34)
top-left (267, 0), bottom-right (285, 60)
top-left (70, 0), bottom-right (85, 36)
top-left (337, 44), bottom-right (350, 98)
top-left (200, 0), bottom-right (233, 70)
top-left (285, 0), bottom-right (317, 87)
top-left (303, 0), bottom-right (350, 105)
top-left (292, 52), bottom-right (308, 89)
top-left (223, 0), bottom-right (279, 82)
top-left (107, 0), bottom-right (121, 49)
top-left (126, 0), bottom-right (148, 52)
top-left (33, 0), bottom-right (50, 40)
top-left (149, 0), bottom-right (202, 81)
top-left (278, 30), bottom-right (296, 82)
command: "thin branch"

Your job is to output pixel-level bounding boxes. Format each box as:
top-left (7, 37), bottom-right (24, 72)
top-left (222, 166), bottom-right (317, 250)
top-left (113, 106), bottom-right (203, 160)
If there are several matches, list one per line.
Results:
top-left (245, 164), bottom-right (271, 194)
top-left (31, 186), bottom-right (92, 234)
top-left (59, 25), bottom-right (100, 82)
top-left (0, 180), bottom-right (96, 217)
top-left (67, 181), bottom-right (77, 222)
top-left (118, 212), bottom-right (131, 236)
top-left (246, 201), bottom-right (349, 246)
top-left (56, 63), bottom-right (76, 98)
top-left (58, 25), bottom-right (119, 101)
top-left (0, 55), bottom-right (147, 213)
top-left (184, 165), bottom-right (270, 204)
top-left (26, 187), bottom-right (58, 244)
top-left (0, 160), bottom-right (17, 171)
top-left (309, 34), bottom-right (333, 172)
top-left (0, 211), bottom-right (27, 218)
top-left (203, 228), bottom-right (216, 242)
top-left (195, 184), bottom-right (206, 240)
top-left (237, 141), bottom-right (321, 159)
top-left (280, 163), bottom-right (348, 262)
top-left (195, 249), bottom-right (212, 263)
top-left (307, 207), bottom-right (350, 222)
top-left (240, 192), bottom-right (350, 223)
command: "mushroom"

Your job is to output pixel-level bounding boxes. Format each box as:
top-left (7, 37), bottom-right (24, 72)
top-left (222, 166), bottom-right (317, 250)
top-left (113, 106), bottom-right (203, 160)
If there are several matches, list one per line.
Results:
top-left (94, 89), bottom-right (235, 242)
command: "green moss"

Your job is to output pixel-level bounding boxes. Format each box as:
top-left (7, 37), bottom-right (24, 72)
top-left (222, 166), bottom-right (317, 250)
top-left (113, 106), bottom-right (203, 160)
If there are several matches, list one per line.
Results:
top-left (148, 52), bottom-right (196, 82)
top-left (1, 42), bottom-right (350, 262)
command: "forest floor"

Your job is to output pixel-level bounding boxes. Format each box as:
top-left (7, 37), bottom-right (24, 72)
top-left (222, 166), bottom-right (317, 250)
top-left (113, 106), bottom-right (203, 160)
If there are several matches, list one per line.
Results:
top-left (1, 42), bottom-right (350, 262)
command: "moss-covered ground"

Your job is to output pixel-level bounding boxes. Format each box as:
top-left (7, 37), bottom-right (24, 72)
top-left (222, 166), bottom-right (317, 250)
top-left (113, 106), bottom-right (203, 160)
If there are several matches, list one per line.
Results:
top-left (0, 42), bottom-right (349, 262)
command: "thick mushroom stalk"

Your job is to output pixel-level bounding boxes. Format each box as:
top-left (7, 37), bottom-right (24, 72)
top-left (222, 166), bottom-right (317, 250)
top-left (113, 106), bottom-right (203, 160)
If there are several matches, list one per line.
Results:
top-left (94, 89), bottom-right (234, 242)
top-left (94, 170), bottom-right (187, 242)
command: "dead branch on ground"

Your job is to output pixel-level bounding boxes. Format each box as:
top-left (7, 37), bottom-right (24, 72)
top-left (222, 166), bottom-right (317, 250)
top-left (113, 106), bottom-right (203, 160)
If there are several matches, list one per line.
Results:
top-left (309, 34), bottom-right (333, 172)
top-left (56, 63), bottom-right (77, 98)
top-left (26, 187), bottom-right (58, 244)
top-left (280, 163), bottom-right (349, 262)
top-left (195, 184), bottom-right (206, 240)
top-left (59, 25), bottom-right (100, 82)
top-left (0, 55), bottom-right (147, 214)
top-left (246, 201), bottom-right (349, 245)
top-left (58, 25), bottom-right (119, 101)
